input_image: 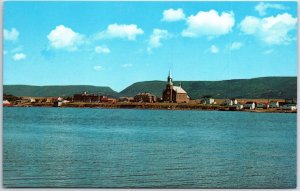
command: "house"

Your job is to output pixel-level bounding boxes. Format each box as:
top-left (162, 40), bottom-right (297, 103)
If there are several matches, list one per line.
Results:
top-left (3, 100), bottom-right (12, 106)
top-left (223, 98), bottom-right (238, 106)
top-left (162, 71), bottom-right (189, 103)
top-left (201, 97), bottom-right (215, 105)
top-left (269, 101), bottom-right (279, 108)
top-left (229, 104), bottom-right (244, 111)
top-left (244, 102), bottom-right (256, 110)
top-left (118, 97), bottom-right (134, 102)
top-left (281, 104), bottom-right (297, 111)
top-left (101, 97), bottom-right (117, 103)
top-left (73, 92), bottom-right (101, 103)
top-left (134, 93), bottom-right (156, 103)
top-left (256, 103), bottom-right (269, 109)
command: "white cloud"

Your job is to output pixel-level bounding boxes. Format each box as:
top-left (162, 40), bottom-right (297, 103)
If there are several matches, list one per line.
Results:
top-left (95, 46), bottom-right (110, 54)
top-left (182, 10), bottom-right (235, 38)
top-left (121, 64), bottom-right (133, 68)
top-left (13, 53), bottom-right (26, 61)
top-left (229, 42), bottom-right (243, 50)
top-left (4, 28), bottom-right (19, 42)
top-left (210, 45), bottom-right (219, 54)
top-left (4, 50), bottom-right (7, 55)
top-left (11, 45), bottom-right (24, 53)
top-left (255, 2), bottom-right (287, 16)
top-left (147, 29), bottom-right (171, 52)
top-left (162, 8), bottom-right (185, 22)
top-left (47, 25), bottom-right (84, 51)
top-left (93, 65), bottom-right (104, 71)
top-left (263, 49), bottom-right (274, 55)
top-left (240, 13), bottom-right (297, 45)
top-left (96, 24), bottom-right (144, 41)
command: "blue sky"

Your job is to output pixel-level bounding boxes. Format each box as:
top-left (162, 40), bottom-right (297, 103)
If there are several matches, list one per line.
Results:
top-left (3, 1), bottom-right (298, 91)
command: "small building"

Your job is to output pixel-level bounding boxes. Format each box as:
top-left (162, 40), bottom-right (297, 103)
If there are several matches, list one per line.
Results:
top-left (281, 104), bottom-right (297, 111)
top-left (73, 92), bottom-right (101, 103)
top-left (201, 97), bottom-right (215, 105)
top-left (101, 97), bottom-right (117, 103)
top-left (256, 103), bottom-right (269, 109)
top-left (269, 101), bottom-right (279, 108)
top-left (244, 102), bottom-right (256, 110)
top-left (3, 100), bottom-right (12, 106)
top-left (118, 97), bottom-right (134, 102)
top-left (285, 98), bottom-right (297, 104)
top-left (223, 98), bottom-right (238, 106)
top-left (229, 104), bottom-right (244, 111)
top-left (134, 93), bottom-right (157, 103)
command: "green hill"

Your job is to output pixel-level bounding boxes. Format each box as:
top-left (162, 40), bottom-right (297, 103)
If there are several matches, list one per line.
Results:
top-left (3, 85), bottom-right (118, 98)
top-left (119, 77), bottom-right (297, 99)
top-left (3, 77), bottom-right (297, 99)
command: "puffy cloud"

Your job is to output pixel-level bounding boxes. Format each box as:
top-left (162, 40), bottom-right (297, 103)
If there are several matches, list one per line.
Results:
top-left (240, 13), bottom-right (297, 45)
top-left (162, 8), bottom-right (185, 22)
top-left (11, 45), bottom-right (24, 53)
top-left (47, 25), bottom-right (84, 51)
top-left (96, 24), bottom-right (144, 41)
top-left (4, 28), bottom-right (19, 42)
top-left (210, 45), bottom-right (219, 54)
top-left (121, 64), bottom-right (133, 68)
top-left (147, 29), bottom-right (171, 52)
top-left (255, 2), bottom-right (287, 16)
top-left (229, 42), bottom-right (243, 50)
top-left (263, 49), bottom-right (274, 55)
top-left (93, 65), bottom-right (104, 71)
top-left (13, 53), bottom-right (26, 61)
top-left (182, 10), bottom-right (235, 38)
top-left (95, 46), bottom-right (110, 54)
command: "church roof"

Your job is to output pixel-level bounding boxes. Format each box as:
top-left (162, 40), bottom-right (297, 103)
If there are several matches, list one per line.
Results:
top-left (173, 86), bottom-right (187, 94)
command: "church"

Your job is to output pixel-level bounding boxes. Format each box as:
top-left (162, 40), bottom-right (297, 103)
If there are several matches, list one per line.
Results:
top-left (162, 71), bottom-right (190, 103)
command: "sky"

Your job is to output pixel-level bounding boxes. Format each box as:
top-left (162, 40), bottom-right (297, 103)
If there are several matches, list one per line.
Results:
top-left (3, 1), bottom-right (298, 91)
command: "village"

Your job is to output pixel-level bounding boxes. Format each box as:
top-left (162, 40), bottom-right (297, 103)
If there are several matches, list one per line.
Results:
top-left (3, 72), bottom-right (297, 113)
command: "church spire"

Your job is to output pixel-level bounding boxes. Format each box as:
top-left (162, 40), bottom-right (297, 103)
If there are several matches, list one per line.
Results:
top-left (167, 70), bottom-right (173, 86)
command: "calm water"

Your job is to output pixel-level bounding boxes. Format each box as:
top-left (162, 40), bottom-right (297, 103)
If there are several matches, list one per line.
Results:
top-left (3, 107), bottom-right (296, 188)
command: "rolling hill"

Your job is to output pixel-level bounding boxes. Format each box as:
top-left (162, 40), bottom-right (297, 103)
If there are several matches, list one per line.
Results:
top-left (3, 77), bottom-right (297, 99)
top-left (3, 85), bottom-right (118, 98)
top-left (119, 77), bottom-right (297, 99)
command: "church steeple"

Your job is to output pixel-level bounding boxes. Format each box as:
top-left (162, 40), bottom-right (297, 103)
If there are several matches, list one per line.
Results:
top-left (167, 70), bottom-right (173, 86)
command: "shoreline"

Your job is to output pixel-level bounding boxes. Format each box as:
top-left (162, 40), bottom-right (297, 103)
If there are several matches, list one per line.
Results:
top-left (6, 102), bottom-right (297, 113)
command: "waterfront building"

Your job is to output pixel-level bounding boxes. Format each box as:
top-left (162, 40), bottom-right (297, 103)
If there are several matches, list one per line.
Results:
top-left (256, 103), bottom-right (269, 109)
top-left (269, 101), bottom-right (279, 108)
top-left (223, 98), bottom-right (238, 106)
top-left (244, 102), bottom-right (256, 110)
top-left (73, 92), bottom-right (101, 103)
top-left (201, 96), bottom-right (215, 105)
top-left (162, 71), bottom-right (189, 103)
top-left (229, 104), bottom-right (244, 111)
top-left (118, 97), bottom-right (134, 102)
top-left (134, 93), bottom-right (157, 103)
top-left (281, 104), bottom-right (297, 111)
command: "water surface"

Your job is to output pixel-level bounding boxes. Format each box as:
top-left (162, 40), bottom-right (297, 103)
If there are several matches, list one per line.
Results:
top-left (3, 107), bottom-right (296, 188)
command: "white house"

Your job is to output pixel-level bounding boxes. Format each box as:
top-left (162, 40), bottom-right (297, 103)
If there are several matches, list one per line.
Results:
top-left (256, 103), bottom-right (269, 109)
top-left (269, 101), bottom-right (279, 108)
top-left (229, 104), bottom-right (244, 111)
top-left (244, 102), bottom-right (256, 110)
top-left (281, 104), bottom-right (297, 111)
top-left (224, 99), bottom-right (238, 106)
top-left (202, 98), bottom-right (215, 105)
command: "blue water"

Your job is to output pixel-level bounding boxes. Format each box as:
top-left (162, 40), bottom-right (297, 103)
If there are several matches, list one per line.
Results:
top-left (3, 107), bottom-right (296, 188)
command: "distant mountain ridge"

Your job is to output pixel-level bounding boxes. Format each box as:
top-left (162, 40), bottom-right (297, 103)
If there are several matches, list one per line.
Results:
top-left (3, 85), bottom-right (119, 98)
top-left (4, 77), bottom-right (297, 99)
top-left (119, 77), bottom-right (297, 99)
